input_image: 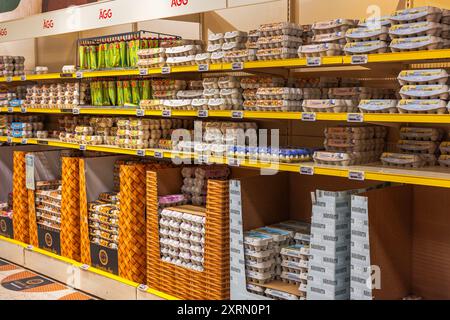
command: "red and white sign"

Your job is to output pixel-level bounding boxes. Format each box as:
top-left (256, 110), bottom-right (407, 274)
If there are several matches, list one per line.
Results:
top-left (99, 9), bottom-right (113, 20)
top-left (171, 0), bottom-right (189, 7)
top-left (0, 28), bottom-right (7, 37)
top-left (43, 19), bottom-right (54, 29)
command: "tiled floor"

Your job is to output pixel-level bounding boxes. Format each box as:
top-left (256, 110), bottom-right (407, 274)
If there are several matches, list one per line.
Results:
top-left (0, 258), bottom-right (94, 300)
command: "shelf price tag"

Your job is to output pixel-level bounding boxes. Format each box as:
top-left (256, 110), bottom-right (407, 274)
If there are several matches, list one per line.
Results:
top-left (306, 57), bottom-right (322, 67)
top-left (136, 109), bottom-right (145, 117)
top-left (197, 155), bottom-right (209, 164)
top-left (139, 68), bottom-right (148, 76)
top-left (26, 245), bottom-right (34, 251)
top-left (198, 110), bottom-right (209, 118)
top-left (60, 73), bottom-right (74, 78)
top-left (300, 166), bottom-right (315, 176)
top-left (161, 67), bottom-right (171, 74)
top-left (80, 264), bottom-right (90, 271)
top-left (302, 112), bottom-right (317, 122)
top-left (227, 157), bottom-right (241, 167)
top-left (6, 76), bottom-right (13, 82)
top-left (347, 113), bottom-right (364, 123)
top-left (162, 110), bottom-right (172, 118)
top-left (198, 64), bottom-right (209, 72)
top-left (21, 139), bottom-right (28, 145)
top-left (20, 107), bottom-right (27, 113)
top-left (6, 137), bottom-right (12, 144)
top-left (232, 111), bottom-right (244, 119)
top-left (154, 151), bottom-right (164, 159)
top-left (79, 144), bottom-right (87, 151)
top-left (7, 107), bottom-right (13, 113)
top-left (136, 149), bottom-right (146, 157)
top-left (72, 108), bottom-right (80, 115)
top-left (231, 62), bottom-right (244, 71)
top-left (351, 55), bottom-right (368, 65)
top-left (349, 171), bottom-right (365, 181)
top-left (75, 71), bottom-right (83, 79)
top-left (37, 140), bottom-right (49, 145)
top-left (138, 284), bottom-right (149, 292)
top-left (20, 75), bottom-right (27, 81)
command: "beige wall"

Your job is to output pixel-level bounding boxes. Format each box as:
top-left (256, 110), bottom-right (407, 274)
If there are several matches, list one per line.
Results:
top-left (414, 0), bottom-right (450, 9)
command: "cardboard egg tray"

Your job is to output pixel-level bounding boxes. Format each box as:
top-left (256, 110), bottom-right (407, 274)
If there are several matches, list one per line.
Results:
top-left (312, 31), bottom-right (347, 45)
top-left (398, 69), bottom-right (449, 85)
top-left (397, 99), bottom-right (448, 114)
top-left (297, 43), bottom-right (343, 57)
top-left (258, 22), bottom-right (303, 37)
top-left (397, 140), bottom-right (439, 154)
top-left (400, 127), bottom-right (444, 141)
top-left (265, 288), bottom-right (304, 301)
top-left (439, 155), bottom-right (450, 167)
top-left (345, 27), bottom-right (390, 41)
top-left (440, 142), bottom-right (450, 154)
top-left (325, 138), bottom-right (385, 152)
top-left (389, 21), bottom-right (444, 38)
top-left (390, 6), bottom-right (443, 25)
top-left (257, 35), bottom-right (303, 49)
top-left (312, 19), bottom-right (356, 34)
top-left (325, 126), bottom-right (387, 140)
top-left (399, 85), bottom-right (449, 100)
top-left (314, 151), bottom-right (381, 166)
top-left (281, 271), bottom-right (308, 286)
top-left (343, 40), bottom-right (389, 55)
top-left (256, 48), bottom-right (298, 60)
top-left (358, 100), bottom-right (399, 113)
top-left (381, 152), bottom-right (429, 168)
top-left (390, 36), bottom-right (443, 52)
top-left (302, 99), bottom-right (358, 113)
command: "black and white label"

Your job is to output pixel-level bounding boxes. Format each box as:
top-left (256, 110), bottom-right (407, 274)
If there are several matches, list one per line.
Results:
top-left (154, 151), bottom-right (164, 159)
top-left (302, 112), bottom-right (317, 122)
top-left (20, 107), bottom-right (27, 113)
top-left (80, 264), bottom-right (90, 271)
top-left (6, 76), bottom-right (13, 82)
top-left (136, 109), bottom-right (145, 117)
top-left (351, 55), bottom-right (368, 65)
top-left (347, 113), bottom-right (364, 123)
top-left (72, 108), bottom-right (80, 115)
top-left (20, 75), bottom-right (27, 81)
top-left (228, 158), bottom-right (241, 167)
top-left (198, 155), bottom-right (209, 164)
top-left (300, 166), bottom-right (315, 176)
top-left (198, 64), bottom-right (209, 72)
top-left (6, 137), bottom-right (12, 144)
top-left (136, 149), bottom-right (146, 157)
top-left (7, 107), bottom-right (13, 113)
top-left (139, 68), bottom-right (148, 76)
top-left (231, 62), bottom-right (244, 71)
top-left (307, 57), bottom-right (322, 67)
top-left (21, 139), bottom-right (28, 145)
top-left (79, 144), bottom-right (87, 151)
top-left (232, 111), bottom-right (244, 119)
top-left (162, 110), bottom-right (172, 118)
top-left (198, 110), bottom-right (209, 118)
top-left (161, 67), bottom-right (171, 74)
top-left (349, 171), bottom-right (365, 181)
top-left (75, 71), bottom-right (83, 79)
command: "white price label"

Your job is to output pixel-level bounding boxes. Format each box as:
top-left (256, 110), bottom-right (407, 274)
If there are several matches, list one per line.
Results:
top-left (136, 109), bottom-right (145, 117)
top-left (72, 108), bottom-right (80, 115)
top-left (162, 110), bottom-right (172, 118)
top-left (154, 151), bottom-right (164, 159)
top-left (161, 67), bottom-right (171, 74)
top-left (21, 139), bottom-right (28, 145)
top-left (79, 144), bottom-right (87, 151)
top-left (198, 110), bottom-right (209, 118)
top-left (26, 245), bottom-right (34, 251)
top-left (300, 166), bottom-right (315, 176)
top-left (302, 112), bottom-right (317, 122)
top-left (232, 111), bottom-right (244, 119)
top-left (351, 55), bottom-right (368, 65)
top-left (231, 62), bottom-right (244, 71)
top-left (20, 75), bottom-right (27, 81)
top-left (138, 284), bottom-right (149, 292)
top-left (80, 264), bottom-right (90, 271)
top-left (349, 171), bottom-right (365, 181)
top-left (136, 149), bottom-right (146, 157)
top-left (198, 155), bottom-right (209, 164)
top-left (227, 158), bottom-right (241, 167)
top-left (347, 113), bottom-right (364, 123)
top-left (6, 76), bottom-right (13, 82)
top-left (20, 107), bottom-right (27, 113)
top-left (198, 64), bottom-right (209, 72)
top-left (7, 107), bottom-right (13, 113)
top-left (306, 57), bottom-right (322, 67)
top-left (139, 68), bottom-right (148, 76)
top-left (6, 137), bottom-right (12, 144)
top-left (75, 71), bottom-right (83, 79)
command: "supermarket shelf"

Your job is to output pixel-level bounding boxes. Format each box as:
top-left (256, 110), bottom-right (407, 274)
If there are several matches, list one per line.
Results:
top-left (1, 136), bottom-right (449, 188)
top-left (1, 49), bottom-right (450, 83)
top-left (0, 236), bottom-right (178, 300)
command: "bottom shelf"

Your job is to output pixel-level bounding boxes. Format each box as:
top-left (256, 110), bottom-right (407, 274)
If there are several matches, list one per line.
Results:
top-left (0, 236), bottom-right (178, 301)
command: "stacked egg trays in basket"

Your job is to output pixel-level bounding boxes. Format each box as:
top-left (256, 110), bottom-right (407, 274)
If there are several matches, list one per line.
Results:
top-left (0, 56), bottom-right (25, 77)
top-left (381, 127), bottom-right (446, 168)
top-left (23, 83), bottom-right (89, 110)
top-left (313, 126), bottom-right (388, 166)
top-left (244, 221), bottom-right (311, 301)
top-left (35, 181), bottom-right (63, 232)
top-left (0, 115), bottom-right (45, 139)
top-left (89, 192), bottom-right (120, 251)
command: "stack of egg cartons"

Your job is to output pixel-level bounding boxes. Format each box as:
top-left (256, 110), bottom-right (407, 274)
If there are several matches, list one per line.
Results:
top-left (0, 56), bottom-right (25, 77)
top-left (35, 181), bottom-right (62, 232)
top-left (165, 41), bottom-right (203, 67)
top-left (0, 91), bottom-right (16, 107)
top-left (344, 17), bottom-right (391, 55)
top-left (150, 79), bottom-right (187, 110)
top-left (137, 47), bottom-right (166, 68)
top-left (115, 118), bottom-right (151, 150)
top-left (89, 193), bottom-right (120, 253)
top-left (241, 77), bottom-right (285, 111)
top-left (223, 31), bottom-right (256, 63)
top-left (298, 19), bottom-right (356, 58)
top-left (314, 126), bottom-right (387, 166)
top-left (307, 190), bottom-right (352, 300)
top-left (389, 6), bottom-right (445, 52)
top-left (247, 30), bottom-right (260, 50)
top-left (254, 86), bottom-right (302, 112)
top-left (256, 22), bottom-right (302, 61)
top-left (218, 76), bottom-right (243, 111)
top-left (439, 129), bottom-right (450, 167)
top-left (204, 33), bottom-right (226, 65)
top-left (10, 115), bottom-right (44, 139)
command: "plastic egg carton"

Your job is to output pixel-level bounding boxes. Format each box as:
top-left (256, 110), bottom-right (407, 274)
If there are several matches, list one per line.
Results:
top-left (252, 100), bottom-right (302, 112)
top-left (240, 77), bottom-right (285, 89)
top-left (390, 35), bottom-right (443, 52)
top-left (346, 26), bottom-right (390, 41)
top-left (390, 6), bottom-right (443, 25)
top-left (256, 87), bottom-right (302, 100)
top-left (399, 85), bottom-right (449, 100)
top-left (165, 45), bottom-right (203, 57)
top-left (256, 48), bottom-right (298, 60)
top-left (312, 31), bottom-right (347, 45)
top-left (439, 155), bottom-right (450, 167)
top-left (257, 35), bottom-right (303, 49)
top-left (397, 99), bottom-right (448, 114)
top-left (400, 127), bottom-right (443, 141)
top-left (358, 100), bottom-right (399, 113)
top-left (312, 19), bottom-right (357, 34)
top-left (389, 21), bottom-right (444, 38)
top-left (223, 49), bottom-right (257, 62)
top-left (259, 22), bottom-right (303, 37)
top-left (166, 55), bottom-right (196, 66)
top-left (398, 69), bottom-right (449, 85)
top-left (398, 140), bottom-right (439, 154)
top-left (441, 142), bottom-right (450, 154)
top-left (344, 40), bottom-right (389, 55)
top-left (381, 152), bottom-right (429, 168)
top-left (302, 99), bottom-right (358, 113)
top-left (224, 31), bottom-right (248, 43)
top-left (208, 33), bottom-right (224, 45)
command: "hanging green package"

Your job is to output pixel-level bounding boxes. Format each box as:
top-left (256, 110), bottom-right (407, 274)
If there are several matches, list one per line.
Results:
top-left (131, 80), bottom-right (140, 105)
top-left (92, 81), bottom-right (102, 106)
top-left (126, 37), bottom-right (133, 68)
top-left (98, 42), bottom-right (106, 69)
top-left (110, 41), bottom-right (120, 68)
top-left (117, 81), bottom-right (124, 107)
top-left (85, 45), bottom-right (91, 70)
top-left (89, 45), bottom-right (98, 70)
top-left (102, 81), bottom-right (110, 106)
top-left (79, 43), bottom-right (86, 70)
top-left (123, 80), bottom-right (132, 105)
top-left (140, 80), bottom-right (151, 100)
top-left (119, 37), bottom-right (127, 68)
top-left (108, 81), bottom-right (117, 106)
top-left (129, 38), bottom-right (139, 67)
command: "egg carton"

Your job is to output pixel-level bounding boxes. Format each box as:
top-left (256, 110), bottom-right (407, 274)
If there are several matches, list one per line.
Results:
top-left (390, 6), bottom-right (443, 24)
top-left (203, 77), bottom-right (219, 90)
top-left (256, 87), bottom-right (302, 100)
top-left (265, 288), bottom-right (303, 301)
top-left (325, 138), bottom-right (385, 152)
top-left (166, 55), bottom-right (196, 66)
top-left (281, 260), bottom-right (308, 274)
top-left (400, 127), bottom-right (443, 141)
top-left (137, 48), bottom-right (166, 59)
top-left (247, 100), bottom-right (302, 112)
top-left (243, 89), bottom-right (258, 100)
top-left (390, 36), bottom-right (443, 52)
top-left (439, 155), bottom-right (450, 167)
top-left (253, 227), bottom-right (292, 248)
top-left (328, 87), bottom-right (378, 100)
top-left (389, 21), bottom-right (444, 38)
top-left (358, 99), bottom-right (399, 113)
top-left (208, 98), bottom-right (242, 110)
top-left (203, 89), bottom-right (220, 99)
top-left (153, 91), bottom-right (178, 99)
top-left (245, 248), bottom-right (275, 264)
top-left (325, 126), bottom-right (387, 139)
top-left (152, 80), bottom-right (187, 91)
top-left (224, 31), bottom-right (248, 44)
top-left (400, 85), bottom-right (449, 100)
top-left (346, 27), bottom-right (390, 41)
top-left (210, 51), bottom-right (225, 63)
top-left (358, 16), bottom-right (392, 28)
top-left (208, 33), bottom-right (224, 45)
top-left (222, 41), bottom-right (247, 51)
top-left (314, 151), bottom-right (380, 166)
top-left (442, 24), bottom-right (450, 39)
top-left (280, 245), bottom-right (310, 262)
top-left (246, 259), bottom-right (277, 274)
top-left (343, 40), bottom-right (389, 55)
top-left (207, 43), bottom-right (223, 53)
top-left (397, 99), bottom-right (448, 114)
top-left (440, 142), bottom-right (450, 154)
top-left (302, 99), bottom-right (358, 113)
top-left (162, 99), bottom-right (192, 111)
top-left (302, 88), bottom-right (323, 99)
top-left (312, 31), bottom-right (347, 45)
top-left (312, 19), bottom-right (357, 34)
top-left (246, 270), bottom-right (275, 285)
top-left (194, 53), bottom-right (211, 65)
top-left (281, 271), bottom-right (307, 286)
top-left (256, 48), bottom-right (298, 60)
top-left (398, 140), bottom-right (439, 154)
top-left (223, 49), bottom-right (257, 62)
top-left (380, 152), bottom-right (431, 168)
top-left (240, 77), bottom-right (285, 89)
top-left (298, 43), bottom-right (343, 57)
top-left (257, 35), bottom-right (303, 49)
top-left (244, 231), bottom-right (274, 252)
top-left (218, 76), bottom-right (241, 89)
top-left (246, 283), bottom-right (266, 297)
top-left (259, 22), bottom-right (303, 37)
top-left (398, 69), bottom-right (449, 85)
top-left (91, 237), bottom-right (118, 250)
top-left (220, 88), bottom-right (243, 101)
top-left (177, 90), bottom-right (203, 99)
top-left (165, 45), bottom-right (202, 57)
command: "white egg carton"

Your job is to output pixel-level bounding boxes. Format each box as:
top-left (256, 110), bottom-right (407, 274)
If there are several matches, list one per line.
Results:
top-left (222, 41), bottom-right (247, 51)
top-left (257, 35), bottom-right (303, 49)
top-left (208, 33), bottom-right (224, 45)
top-left (137, 48), bottom-right (166, 59)
top-left (381, 153), bottom-right (428, 168)
top-left (398, 69), bottom-right (449, 85)
top-left (166, 55), bottom-right (196, 66)
top-left (244, 231), bottom-right (274, 252)
top-left (358, 100), bottom-right (399, 113)
top-left (194, 53), bottom-right (211, 65)
top-left (259, 22), bottom-right (303, 37)
top-left (281, 271), bottom-right (307, 286)
top-left (398, 99), bottom-right (448, 114)
top-left (441, 142), bottom-right (450, 155)
top-left (264, 288), bottom-right (301, 301)
top-left (224, 31), bottom-right (248, 43)
top-left (210, 51), bottom-right (225, 63)
top-left (137, 57), bottom-right (166, 68)
top-left (177, 90), bottom-right (203, 99)
top-left (253, 227), bottom-right (291, 248)
top-left (165, 45), bottom-right (203, 57)
top-left (218, 76), bottom-right (241, 89)
top-left (400, 127), bottom-right (443, 141)
top-left (256, 87), bottom-right (302, 100)
top-left (189, 99), bottom-right (208, 110)
top-left (246, 283), bottom-right (265, 296)
top-left (203, 88), bottom-right (220, 99)
top-left (248, 100), bottom-right (302, 112)
top-left (398, 140), bottom-right (439, 154)
top-left (390, 6), bottom-right (443, 24)
top-left (256, 47), bottom-right (298, 60)
top-left (389, 21), bottom-right (443, 38)
top-left (208, 98), bottom-right (242, 110)
top-left (246, 259), bottom-right (276, 273)
top-left (207, 43), bottom-right (223, 53)
top-left (298, 43), bottom-right (343, 57)
top-left (344, 40), bottom-right (389, 55)
top-left (203, 78), bottom-right (219, 90)
top-left (163, 99), bottom-right (192, 110)
top-left (390, 35), bottom-right (443, 52)
top-left (246, 270), bottom-right (274, 285)
top-left (245, 248), bottom-right (275, 263)
top-left (314, 151), bottom-right (380, 166)
top-left (358, 16), bottom-right (392, 28)
top-left (312, 19), bottom-right (357, 34)
top-left (302, 99), bottom-right (358, 113)
top-left (400, 85), bottom-right (449, 99)
top-left (220, 88), bottom-right (243, 101)
top-left (281, 260), bottom-right (308, 274)
top-left (223, 49), bottom-right (257, 62)
top-left (346, 27), bottom-right (390, 41)
top-left (280, 245), bottom-right (310, 262)
top-left (312, 31), bottom-right (347, 45)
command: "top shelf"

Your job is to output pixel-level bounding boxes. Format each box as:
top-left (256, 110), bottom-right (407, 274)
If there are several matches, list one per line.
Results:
top-left (2, 49), bottom-right (450, 83)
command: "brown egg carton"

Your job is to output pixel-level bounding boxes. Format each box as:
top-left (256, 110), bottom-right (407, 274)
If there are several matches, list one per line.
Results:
top-left (398, 140), bottom-right (439, 154)
top-left (440, 142), bottom-right (450, 154)
top-left (400, 127), bottom-right (444, 141)
top-left (380, 152), bottom-right (433, 168)
top-left (439, 155), bottom-right (450, 167)
top-left (325, 138), bottom-right (385, 152)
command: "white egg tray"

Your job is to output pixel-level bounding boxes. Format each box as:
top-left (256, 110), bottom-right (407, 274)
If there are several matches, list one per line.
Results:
top-left (257, 35), bottom-right (303, 49)
top-left (390, 6), bottom-right (443, 24)
top-left (346, 27), bottom-right (390, 41)
top-left (397, 99), bottom-right (448, 114)
top-left (177, 90), bottom-right (204, 99)
top-left (165, 45), bottom-right (203, 57)
top-left (210, 51), bottom-right (225, 63)
top-left (166, 55), bottom-right (196, 66)
top-left (380, 152), bottom-right (428, 168)
top-left (389, 21), bottom-right (444, 38)
top-left (440, 142), bottom-right (450, 155)
top-left (246, 283), bottom-right (266, 297)
top-left (312, 19), bottom-right (356, 34)
top-left (312, 31), bottom-right (347, 44)
top-left (220, 88), bottom-right (243, 100)
top-left (137, 48), bottom-right (166, 59)
top-left (224, 31), bottom-right (248, 43)
top-left (240, 77), bottom-right (285, 89)
top-left (256, 48), bottom-right (298, 60)
top-left (245, 248), bottom-right (275, 263)
top-left (343, 40), bottom-right (389, 55)
top-left (280, 245), bottom-right (310, 262)
top-left (398, 140), bottom-right (439, 154)
top-left (203, 77), bottom-right (219, 90)
top-left (194, 53), bottom-right (211, 65)
top-left (390, 36), bottom-right (443, 52)
top-left (358, 99), bottom-right (399, 113)
top-left (207, 43), bottom-right (223, 53)
top-left (256, 87), bottom-right (303, 100)
top-left (325, 138), bottom-right (385, 152)
top-left (222, 41), bottom-right (247, 51)
top-left (163, 99), bottom-right (193, 110)
top-left (280, 271), bottom-right (307, 286)
top-left (246, 270), bottom-right (274, 285)
top-left (302, 99), bottom-right (358, 113)
top-left (259, 22), bottom-right (303, 37)
top-left (439, 155), bottom-right (450, 167)
top-left (203, 88), bottom-right (220, 99)
top-left (218, 76), bottom-right (241, 89)
top-left (208, 98), bottom-right (242, 110)
top-left (400, 127), bottom-right (443, 141)
top-left (398, 69), bottom-right (449, 85)
top-left (223, 49), bottom-right (257, 62)
top-left (246, 259), bottom-right (276, 274)
top-left (281, 260), bottom-right (308, 274)
top-left (400, 85), bottom-right (449, 99)
top-left (152, 80), bottom-right (187, 91)
top-left (358, 16), bottom-right (392, 28)
top-left (264, 288), bottom-right (302, 301)
top-left (208, 33), bottom-right (224, 45)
